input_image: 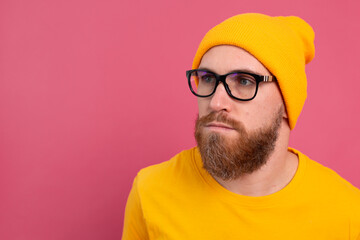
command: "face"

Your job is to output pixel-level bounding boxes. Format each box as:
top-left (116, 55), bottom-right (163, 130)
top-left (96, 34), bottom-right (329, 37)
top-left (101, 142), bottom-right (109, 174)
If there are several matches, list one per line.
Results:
top-left (197, 45), bottom-right (286, 132)
top-left (195, 45), bottom-right (287, 180)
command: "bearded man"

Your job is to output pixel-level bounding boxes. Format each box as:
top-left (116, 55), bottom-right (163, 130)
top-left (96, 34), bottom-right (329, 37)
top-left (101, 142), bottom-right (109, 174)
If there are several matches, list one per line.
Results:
top-left (122, 13), bottom-right (360, 240)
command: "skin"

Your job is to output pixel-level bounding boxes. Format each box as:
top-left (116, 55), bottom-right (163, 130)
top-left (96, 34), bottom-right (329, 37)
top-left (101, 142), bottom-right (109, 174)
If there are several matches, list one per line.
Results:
top-left (198, 45), bottom-right (299, 197)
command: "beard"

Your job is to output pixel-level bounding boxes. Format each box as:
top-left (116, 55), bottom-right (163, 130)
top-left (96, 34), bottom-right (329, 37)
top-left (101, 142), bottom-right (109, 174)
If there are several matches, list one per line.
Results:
top-left (195, 107), bottom-right (283, 181)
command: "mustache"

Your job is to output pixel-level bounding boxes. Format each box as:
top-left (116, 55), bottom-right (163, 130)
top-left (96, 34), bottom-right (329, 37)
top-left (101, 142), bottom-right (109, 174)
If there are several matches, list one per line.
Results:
top-left (196, 112), bottom-right (245, 133)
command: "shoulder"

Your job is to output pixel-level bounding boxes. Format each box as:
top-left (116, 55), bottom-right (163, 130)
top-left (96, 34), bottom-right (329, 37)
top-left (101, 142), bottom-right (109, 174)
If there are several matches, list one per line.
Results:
top-left (135, 147), bottom-right (199, 192)
top-left (294, 148), bottom-right (360, 205)
top-left (292, 149), bottom-right (360, 234)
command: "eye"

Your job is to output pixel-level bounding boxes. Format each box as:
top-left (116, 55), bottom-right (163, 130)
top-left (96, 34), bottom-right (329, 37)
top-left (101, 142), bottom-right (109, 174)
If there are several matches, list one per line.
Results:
top-left (239, 78), bottom-right (254, 86)
top-left (199, 72), bottom-right (216, 84)
top-left (230, 73), bottom-right (256, 87)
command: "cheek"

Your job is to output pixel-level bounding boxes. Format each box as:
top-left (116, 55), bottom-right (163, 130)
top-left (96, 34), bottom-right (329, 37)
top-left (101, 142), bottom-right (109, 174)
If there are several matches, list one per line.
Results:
top-left (234, 100), bottom-right (277, 130)
top-left (233, 105), bottom-right (261, 129)
top-left (197, 98), bottom-right (210, 117)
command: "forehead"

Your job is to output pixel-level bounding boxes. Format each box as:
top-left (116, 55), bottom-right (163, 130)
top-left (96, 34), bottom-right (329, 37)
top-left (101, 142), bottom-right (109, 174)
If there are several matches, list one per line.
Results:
top-left (198, 45), bottom-right (271, 76)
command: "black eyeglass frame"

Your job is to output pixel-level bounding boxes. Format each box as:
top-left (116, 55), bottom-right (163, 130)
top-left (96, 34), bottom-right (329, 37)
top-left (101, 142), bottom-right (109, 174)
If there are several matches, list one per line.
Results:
top-left (186, 69), bottom-right (277, 101)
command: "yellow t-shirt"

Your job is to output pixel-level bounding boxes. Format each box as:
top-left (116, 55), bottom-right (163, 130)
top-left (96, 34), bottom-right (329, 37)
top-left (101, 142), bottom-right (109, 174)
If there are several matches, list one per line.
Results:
top-left (122, 147), bottom-right (360, 239)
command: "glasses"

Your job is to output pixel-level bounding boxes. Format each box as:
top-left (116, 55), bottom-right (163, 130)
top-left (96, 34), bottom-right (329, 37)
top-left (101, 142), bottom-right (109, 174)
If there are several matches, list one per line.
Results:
top-left (186, 69), bottom-right (277, 101)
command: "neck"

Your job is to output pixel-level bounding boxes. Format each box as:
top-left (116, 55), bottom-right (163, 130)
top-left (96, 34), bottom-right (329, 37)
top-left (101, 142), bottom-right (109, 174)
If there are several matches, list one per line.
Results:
top-left (213, 123), bottom-right (298, 197)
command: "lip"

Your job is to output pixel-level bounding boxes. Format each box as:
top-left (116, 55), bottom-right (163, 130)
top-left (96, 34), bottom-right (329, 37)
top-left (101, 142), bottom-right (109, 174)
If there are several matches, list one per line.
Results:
top-left (206, 122), bottom-right (235, 131)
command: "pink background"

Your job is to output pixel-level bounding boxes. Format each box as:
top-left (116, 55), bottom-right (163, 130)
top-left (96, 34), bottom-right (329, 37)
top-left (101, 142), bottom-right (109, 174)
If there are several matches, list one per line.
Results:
top-left (1, 0), bottom-right (359, 239)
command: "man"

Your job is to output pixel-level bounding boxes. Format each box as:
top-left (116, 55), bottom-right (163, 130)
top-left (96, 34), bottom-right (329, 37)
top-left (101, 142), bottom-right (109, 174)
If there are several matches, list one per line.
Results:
top-left (122, 13), bottom-right (360, 239)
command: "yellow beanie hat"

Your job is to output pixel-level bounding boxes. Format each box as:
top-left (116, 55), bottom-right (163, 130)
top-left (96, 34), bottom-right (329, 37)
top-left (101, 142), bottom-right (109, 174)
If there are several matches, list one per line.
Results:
top-left (192, 13), bottom-right (315, 129)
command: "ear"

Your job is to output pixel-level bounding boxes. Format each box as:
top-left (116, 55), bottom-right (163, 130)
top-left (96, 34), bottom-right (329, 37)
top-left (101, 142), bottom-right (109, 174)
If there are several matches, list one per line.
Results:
top-left (282, 104), bottom-right (288, 119)
top-left (283, 110), bottom-right (288, 119)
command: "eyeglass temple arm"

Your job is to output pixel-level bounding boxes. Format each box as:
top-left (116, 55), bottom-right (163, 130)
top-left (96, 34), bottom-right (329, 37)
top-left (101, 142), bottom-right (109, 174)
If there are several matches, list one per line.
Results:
top-left (263, 76), bottom-right (277, 82)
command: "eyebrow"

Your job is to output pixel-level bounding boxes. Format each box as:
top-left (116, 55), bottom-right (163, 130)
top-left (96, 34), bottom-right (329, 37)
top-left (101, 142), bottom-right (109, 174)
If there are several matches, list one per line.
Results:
top-left (197, 67), bottom-right (264, 76)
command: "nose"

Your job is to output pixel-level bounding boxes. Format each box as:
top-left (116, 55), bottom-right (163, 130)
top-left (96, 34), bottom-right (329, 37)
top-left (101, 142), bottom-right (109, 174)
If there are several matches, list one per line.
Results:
top-left (209, 83), bottom-right (233, 112)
